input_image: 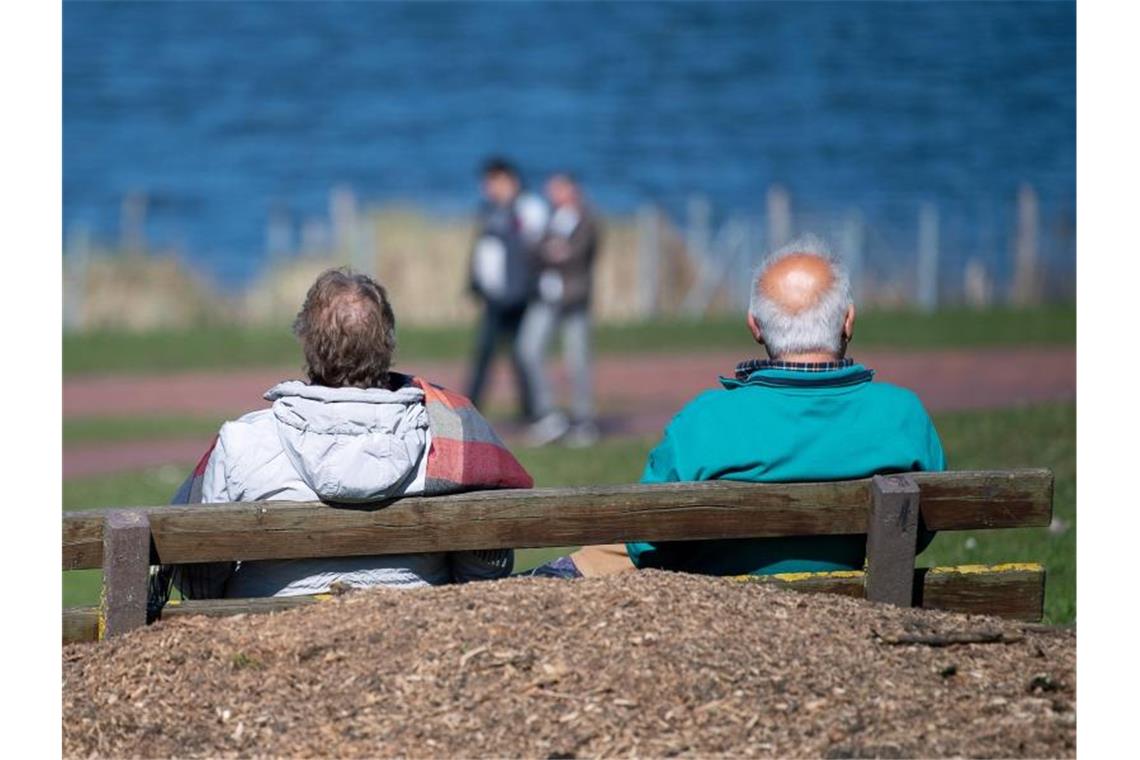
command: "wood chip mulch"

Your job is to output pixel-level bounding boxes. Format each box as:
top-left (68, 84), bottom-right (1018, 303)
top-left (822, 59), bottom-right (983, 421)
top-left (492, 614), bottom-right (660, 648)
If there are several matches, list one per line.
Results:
top-left (63, 571), bottom-right (1075, 758)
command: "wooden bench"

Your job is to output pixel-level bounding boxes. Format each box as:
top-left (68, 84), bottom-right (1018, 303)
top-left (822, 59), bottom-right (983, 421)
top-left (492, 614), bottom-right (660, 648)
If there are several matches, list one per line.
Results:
top-left (62, 468), bottom-right (1053, 644)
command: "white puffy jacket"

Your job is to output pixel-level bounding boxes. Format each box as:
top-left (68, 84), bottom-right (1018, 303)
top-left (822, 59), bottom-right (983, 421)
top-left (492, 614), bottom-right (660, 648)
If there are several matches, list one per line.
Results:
top-left (201, 381), bottom-right (512, 597)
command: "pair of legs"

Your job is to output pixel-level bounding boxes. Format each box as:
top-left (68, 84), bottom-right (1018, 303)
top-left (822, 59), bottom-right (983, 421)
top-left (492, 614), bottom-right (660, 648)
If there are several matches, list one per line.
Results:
top-left (517, 301), bottom-right (595, 428)
top-left (466, 301), bottom-right (533, 420)
top-left (524, 544), bottom-right (635, 579)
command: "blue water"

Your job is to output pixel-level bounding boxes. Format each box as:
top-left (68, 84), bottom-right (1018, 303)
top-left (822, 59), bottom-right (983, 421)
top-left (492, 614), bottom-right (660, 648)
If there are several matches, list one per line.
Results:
top-left (64, 1), bottom-right (1075, 289)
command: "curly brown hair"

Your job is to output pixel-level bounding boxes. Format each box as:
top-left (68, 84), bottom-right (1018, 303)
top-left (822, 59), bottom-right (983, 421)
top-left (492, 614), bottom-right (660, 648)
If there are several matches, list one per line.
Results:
top-left (293, 268), bottom-right (397, 389)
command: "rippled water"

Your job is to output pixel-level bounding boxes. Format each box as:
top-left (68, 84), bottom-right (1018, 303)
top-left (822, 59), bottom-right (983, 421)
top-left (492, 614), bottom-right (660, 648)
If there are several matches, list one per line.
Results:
top-left (64, 1), bottom-right (1075, 288)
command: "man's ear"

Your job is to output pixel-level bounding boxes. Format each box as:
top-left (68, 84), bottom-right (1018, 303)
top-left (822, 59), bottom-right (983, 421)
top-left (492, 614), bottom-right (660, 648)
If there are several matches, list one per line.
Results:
top-left (747, 311), bottom-right (764, 345)
top-left (843, 304), bottom-right (856, 344)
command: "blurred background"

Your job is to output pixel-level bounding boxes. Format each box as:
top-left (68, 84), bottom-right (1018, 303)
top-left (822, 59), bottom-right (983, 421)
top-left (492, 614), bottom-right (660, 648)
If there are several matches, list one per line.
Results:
top-left (64, 1), bottom-right (1073, 330)
top-left (62, 1), bottom-right (1075, 621)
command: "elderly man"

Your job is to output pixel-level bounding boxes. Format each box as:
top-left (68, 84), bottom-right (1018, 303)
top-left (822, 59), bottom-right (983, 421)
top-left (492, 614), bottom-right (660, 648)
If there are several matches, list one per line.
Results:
top-left (531, 235), bottom-right (944, 578)
top-left (155, 268), bottom-right (533, 602)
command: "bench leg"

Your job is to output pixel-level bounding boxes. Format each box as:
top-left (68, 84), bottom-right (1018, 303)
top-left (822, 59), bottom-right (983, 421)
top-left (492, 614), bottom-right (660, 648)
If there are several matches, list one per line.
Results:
top-left (864, 475), bottom-right (920, 607)
top-left (100, 510), bottom-right (151, 639)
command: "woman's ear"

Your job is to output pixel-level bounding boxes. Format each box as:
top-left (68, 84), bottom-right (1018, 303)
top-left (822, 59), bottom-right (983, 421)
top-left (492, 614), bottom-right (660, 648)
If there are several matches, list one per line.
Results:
top-left (747, 311), bottom-right (764, 345)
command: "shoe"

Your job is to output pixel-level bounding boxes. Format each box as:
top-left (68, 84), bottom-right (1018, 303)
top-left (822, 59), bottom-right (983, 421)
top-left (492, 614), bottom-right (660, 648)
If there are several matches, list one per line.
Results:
top-left (564, 420), bottom-right (600, 448)
top-left (518, 556), bottom-right (583, 579)
top-left (526, 411), bottom-right (570, 447)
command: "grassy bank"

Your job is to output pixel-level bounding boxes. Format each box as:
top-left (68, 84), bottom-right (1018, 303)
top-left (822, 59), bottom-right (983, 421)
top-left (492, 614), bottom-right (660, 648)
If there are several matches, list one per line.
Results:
top-left (63, 306), bottom-right (1075, 376)
top-left (63, 402), bottom-right (1075, 623)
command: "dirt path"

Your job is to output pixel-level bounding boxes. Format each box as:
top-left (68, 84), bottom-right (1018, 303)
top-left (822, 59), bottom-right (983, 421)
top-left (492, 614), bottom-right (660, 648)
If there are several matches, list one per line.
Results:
top-left (63, 347), bottom-right (1073, 479)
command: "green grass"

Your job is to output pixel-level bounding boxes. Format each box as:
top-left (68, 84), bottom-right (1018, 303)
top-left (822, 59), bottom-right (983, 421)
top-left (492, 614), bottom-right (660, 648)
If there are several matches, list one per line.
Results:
top-left (921, 403), bottom-right (1075, 624)
top-left (63, 402), bottom-right (1075, 623)
top-left (64, 416), bottom-right (227, 445)
top-left (63, 306), bottom-right (1074, 376)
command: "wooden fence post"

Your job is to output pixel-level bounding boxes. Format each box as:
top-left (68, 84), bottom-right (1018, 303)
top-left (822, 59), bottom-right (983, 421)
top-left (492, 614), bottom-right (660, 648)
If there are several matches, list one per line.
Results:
top-left (686, 195), bottom-right (711, 259)
top-left (64, 223), bottom-right (92, 332)
top-left (120, 192), bottom-right (148, 257)
top-left (865, 475), bottom-right (921, 607)
top-left (838, 210), bottom-right (865, 304)
top-left (265, 203), bottom-right (293, 262)
top-left (636, 204), bottom-right (660, 318)
top-left (916, 203), bottom-right (939, 313)
top-left (100, 510), bottom-right (151, 639)
top-left (1011, 182), bottom-right (1041, 306)
top-left (766, 184), bottom-right (792, 251)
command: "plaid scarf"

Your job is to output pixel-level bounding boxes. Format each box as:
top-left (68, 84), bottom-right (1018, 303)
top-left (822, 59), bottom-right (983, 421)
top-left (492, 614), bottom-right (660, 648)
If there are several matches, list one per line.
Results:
top-left (149, 376), bottom-right (531, 615)
top-left (406, 374), bottom-right (533, 493)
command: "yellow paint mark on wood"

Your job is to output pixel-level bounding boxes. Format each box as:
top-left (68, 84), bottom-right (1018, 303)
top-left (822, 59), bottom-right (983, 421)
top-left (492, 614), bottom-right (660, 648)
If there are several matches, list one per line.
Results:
top-left (927, 562), bottom-right (1042, 575)
top-left (729, 562), bottom-right (1042, 585)
top-left (97, 586), bottom-right (107, 641)
top-left (770, 570), bottom-right (865, 583)
top-left (730, 569), bottom-right (864, 584)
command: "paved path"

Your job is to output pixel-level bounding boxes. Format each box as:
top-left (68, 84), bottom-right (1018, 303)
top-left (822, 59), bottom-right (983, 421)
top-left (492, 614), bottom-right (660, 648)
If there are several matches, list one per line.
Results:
top-left (63, 347), bottom-right (1074, 479)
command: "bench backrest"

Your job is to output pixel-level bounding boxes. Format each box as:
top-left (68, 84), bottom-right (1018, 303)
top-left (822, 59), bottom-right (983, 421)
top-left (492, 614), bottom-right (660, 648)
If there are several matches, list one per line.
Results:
top-left (62, 468), bottom-right (1053, 641)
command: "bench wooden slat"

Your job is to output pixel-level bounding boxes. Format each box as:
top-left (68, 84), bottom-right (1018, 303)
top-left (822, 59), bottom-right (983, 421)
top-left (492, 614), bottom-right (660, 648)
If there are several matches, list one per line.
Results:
top-left (60, 564), bottom-right (1046, 644)
top-left (61, 469), bottom-right (1053, 571)
top-left (915, 469), bottom-right (1054, 530)
top-left (747, 563), bottom-right (1047, 622)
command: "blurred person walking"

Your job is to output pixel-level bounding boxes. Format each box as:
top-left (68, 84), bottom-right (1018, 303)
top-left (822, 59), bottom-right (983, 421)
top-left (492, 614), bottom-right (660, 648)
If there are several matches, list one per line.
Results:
top-left (519, 173), bottom-right (603, 447)
top-left (466, 157), bottom-right (548, 420)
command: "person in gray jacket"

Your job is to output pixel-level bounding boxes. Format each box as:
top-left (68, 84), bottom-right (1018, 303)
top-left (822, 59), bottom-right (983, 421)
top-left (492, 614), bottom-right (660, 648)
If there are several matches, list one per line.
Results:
top-left (190, 269), bottom-right (516, 597)
top-left (466, 157), bottom-right (549, 420)
top-left (519, 172), bottom-right (603, 447)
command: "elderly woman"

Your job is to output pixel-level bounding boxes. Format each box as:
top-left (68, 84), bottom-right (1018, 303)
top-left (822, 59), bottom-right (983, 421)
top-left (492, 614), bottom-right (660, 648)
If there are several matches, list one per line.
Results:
top-left (160, 268), bottom-right (532, 601)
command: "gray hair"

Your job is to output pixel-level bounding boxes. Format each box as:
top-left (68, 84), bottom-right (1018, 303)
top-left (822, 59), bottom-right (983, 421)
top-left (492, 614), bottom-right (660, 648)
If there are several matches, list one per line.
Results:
top-left (748, 234), bottom-right (853, 358)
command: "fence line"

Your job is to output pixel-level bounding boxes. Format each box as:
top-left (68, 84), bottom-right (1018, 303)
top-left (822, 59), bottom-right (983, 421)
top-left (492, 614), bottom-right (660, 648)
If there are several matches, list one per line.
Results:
top-left (62, 183), bottom-right (1073, 331)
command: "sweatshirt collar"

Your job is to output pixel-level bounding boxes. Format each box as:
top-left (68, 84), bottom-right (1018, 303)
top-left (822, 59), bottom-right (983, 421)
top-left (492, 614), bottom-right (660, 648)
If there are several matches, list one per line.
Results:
top-left (733, 357), bottom-right (854, 380)
top-left (720, 360), bottom-right (875, 390)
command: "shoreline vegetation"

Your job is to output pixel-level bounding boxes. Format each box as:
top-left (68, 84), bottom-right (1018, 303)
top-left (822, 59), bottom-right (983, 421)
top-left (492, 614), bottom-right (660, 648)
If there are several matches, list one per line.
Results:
top-left (66, 204), bottom-right (1072, 333)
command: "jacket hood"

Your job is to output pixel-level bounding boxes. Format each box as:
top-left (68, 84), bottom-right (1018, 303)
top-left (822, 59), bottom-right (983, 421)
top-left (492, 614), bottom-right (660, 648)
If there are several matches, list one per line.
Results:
top-left (264, 381), bottom-right (429, 503)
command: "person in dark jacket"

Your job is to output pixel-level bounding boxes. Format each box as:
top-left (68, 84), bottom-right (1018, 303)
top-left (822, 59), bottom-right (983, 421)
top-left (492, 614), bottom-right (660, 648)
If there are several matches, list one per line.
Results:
top-left (518, 172), bottom-right (603, 447)
top-left (466, 157), bottom-right (549, 419)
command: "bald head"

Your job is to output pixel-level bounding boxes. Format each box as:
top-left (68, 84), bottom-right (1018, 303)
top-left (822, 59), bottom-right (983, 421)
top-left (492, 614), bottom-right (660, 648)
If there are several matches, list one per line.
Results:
top-left (748, 236), bottom-right (854, 360)
top-left (760, 252), bottom-right (837, 314)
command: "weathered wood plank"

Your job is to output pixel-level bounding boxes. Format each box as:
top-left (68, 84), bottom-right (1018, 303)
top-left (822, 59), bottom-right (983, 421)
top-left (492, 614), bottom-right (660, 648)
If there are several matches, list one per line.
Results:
top-left (63, 516), bottom-right (103, 571)
top-left (63, 606), bottom-right (98, 645)
top-left (65, 480), bottom-right (871, 569)
top-left (100, 511), bottom-right (151, 638)
top-left (63, 469), bottom-right (1053, 570)
top-left (61, 565), bottom-right (1046, 644)
top-left (747, 563), bottom-right (1046, 621)
top-left (916, 564), bottom-right (1047, 621)
top-left (913, 469), bottom-right (1053, 530)
top-left (864, 475), bottom-right (921, 607)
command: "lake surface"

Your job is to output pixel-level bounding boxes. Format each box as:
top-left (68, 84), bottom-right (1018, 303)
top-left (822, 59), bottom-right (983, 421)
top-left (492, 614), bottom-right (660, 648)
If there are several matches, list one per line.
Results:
top-left (64, 1), bottom-right (1075, 289)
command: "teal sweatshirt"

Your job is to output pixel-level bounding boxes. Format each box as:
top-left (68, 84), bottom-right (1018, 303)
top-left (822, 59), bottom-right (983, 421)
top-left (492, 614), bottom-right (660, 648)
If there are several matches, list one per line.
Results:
top-left (628, 363), bottom-right (945, 575)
